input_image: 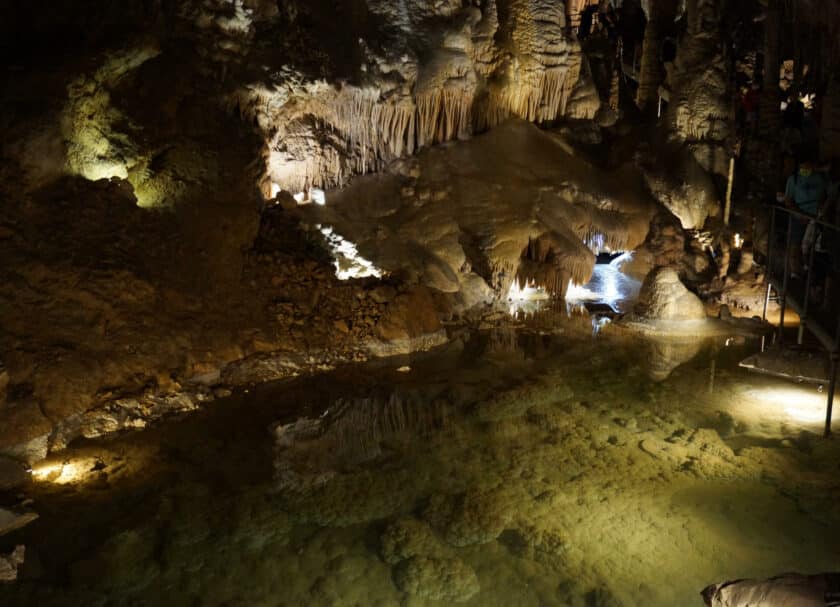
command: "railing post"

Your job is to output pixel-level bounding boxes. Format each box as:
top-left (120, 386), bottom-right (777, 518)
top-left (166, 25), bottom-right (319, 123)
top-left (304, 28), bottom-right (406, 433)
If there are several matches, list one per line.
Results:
top-left (762, 282), bottom-right (772, 322)
top-left (762, 205), bottom-right (776, 350)
top-left (799, 234), bottom-right (817, 345)
top-left (761, 282), bottom-right (773, 353)
top-left (778, 213), bottom-right (793, 344)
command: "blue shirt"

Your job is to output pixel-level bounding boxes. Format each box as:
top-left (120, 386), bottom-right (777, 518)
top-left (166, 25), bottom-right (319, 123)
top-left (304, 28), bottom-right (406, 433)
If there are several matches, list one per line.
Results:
top-left (785, 171), bottom-right (827, 215)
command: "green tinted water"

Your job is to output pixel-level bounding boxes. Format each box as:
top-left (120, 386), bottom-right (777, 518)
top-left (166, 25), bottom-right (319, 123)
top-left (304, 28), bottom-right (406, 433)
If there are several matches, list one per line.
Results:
top-left (2, 319), bottom-right (838, 606)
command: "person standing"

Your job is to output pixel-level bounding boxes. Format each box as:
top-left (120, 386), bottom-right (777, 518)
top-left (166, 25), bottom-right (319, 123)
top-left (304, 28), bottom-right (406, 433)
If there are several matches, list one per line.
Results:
top-left (784, 155), bottom-right (828, 276)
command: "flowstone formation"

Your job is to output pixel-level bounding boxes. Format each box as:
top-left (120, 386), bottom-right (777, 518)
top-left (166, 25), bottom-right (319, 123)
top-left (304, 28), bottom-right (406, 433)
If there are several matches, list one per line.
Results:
top-left (299, 120), bottom-right (657, 308)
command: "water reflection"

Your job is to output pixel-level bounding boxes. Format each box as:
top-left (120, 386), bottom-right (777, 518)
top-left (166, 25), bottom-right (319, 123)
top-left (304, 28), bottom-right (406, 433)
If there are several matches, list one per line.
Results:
top-left (2, 326), bottom-right (838, 607)
top-left (273, 391), bottom-right (451, 489)
top-left (642, 338), bottom-right (704, 381)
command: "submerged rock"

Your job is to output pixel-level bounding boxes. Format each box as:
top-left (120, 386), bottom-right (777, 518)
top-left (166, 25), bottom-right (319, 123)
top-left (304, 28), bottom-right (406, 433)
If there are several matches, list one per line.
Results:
top-left (423, 488), bottom-right (513, 547)
top-left (393, 555), bottom-right (479, 603)
top-left (380, 518), bottom-right (447, 565)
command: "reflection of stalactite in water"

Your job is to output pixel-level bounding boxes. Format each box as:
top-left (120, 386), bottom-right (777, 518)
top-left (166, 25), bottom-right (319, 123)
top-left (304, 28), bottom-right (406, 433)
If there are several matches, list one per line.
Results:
top-left (327, 393), bottom-right (449, 463)
top-left (273, 391), bottom-right (450, 489)
top-left (487, 328), bottom-right (521, 355)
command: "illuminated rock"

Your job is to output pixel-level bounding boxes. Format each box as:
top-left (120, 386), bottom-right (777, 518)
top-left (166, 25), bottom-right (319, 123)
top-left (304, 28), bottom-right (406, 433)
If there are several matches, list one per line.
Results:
top-left (633, 267), bottom-right (706, 322)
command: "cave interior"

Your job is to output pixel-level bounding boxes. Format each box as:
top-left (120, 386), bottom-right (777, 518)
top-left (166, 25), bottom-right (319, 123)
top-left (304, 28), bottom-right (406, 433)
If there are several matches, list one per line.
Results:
top-left (1, 1), bottom-right (840, 605)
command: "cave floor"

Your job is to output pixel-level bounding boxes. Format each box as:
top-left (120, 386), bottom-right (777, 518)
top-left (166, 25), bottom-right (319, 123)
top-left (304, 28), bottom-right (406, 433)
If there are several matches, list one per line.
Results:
top-left (1, 315), bottom-right (838, 606)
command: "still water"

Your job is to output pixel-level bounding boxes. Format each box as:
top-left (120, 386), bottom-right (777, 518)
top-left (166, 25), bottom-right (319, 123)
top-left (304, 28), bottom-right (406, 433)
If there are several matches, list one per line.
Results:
top-left (1, 316), bottom-right (838, 606)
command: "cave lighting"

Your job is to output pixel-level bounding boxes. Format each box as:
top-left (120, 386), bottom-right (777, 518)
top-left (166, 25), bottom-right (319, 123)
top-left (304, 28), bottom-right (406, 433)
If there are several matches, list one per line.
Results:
top-left (30, 459), bottom-right (96, 485)
top-left (507, 281), bottom-right (549, 316)
top-left (292, 188), bottom-right (327, 206)
top-left (507, 281), bottom-right (550, 302)
top-left (743, 386), bottom-right (827, 425)
top-left (734, 233), bottom-right (743, 249)
top-left (270, 182), bottom-right (282, 198)
top-left (311, 188), bottom-right (326, 206)
top-left (566, 252), bottom-right (633, 312)
top-left (317, 225), bottom-right (383, 280)
top-left (565, 281), bottom-right (598, 301)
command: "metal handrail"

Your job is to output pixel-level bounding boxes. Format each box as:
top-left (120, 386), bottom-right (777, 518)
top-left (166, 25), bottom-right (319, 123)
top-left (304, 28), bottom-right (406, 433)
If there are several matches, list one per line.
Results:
top-left (764, 203), bottom-right (840, 437)
top-left (769, 203), bottom-right (838, 231)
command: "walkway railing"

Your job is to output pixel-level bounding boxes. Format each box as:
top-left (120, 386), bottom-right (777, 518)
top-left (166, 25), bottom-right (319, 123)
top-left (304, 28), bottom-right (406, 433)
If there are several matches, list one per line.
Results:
top-left (763, 204), bottom-right (840, 437)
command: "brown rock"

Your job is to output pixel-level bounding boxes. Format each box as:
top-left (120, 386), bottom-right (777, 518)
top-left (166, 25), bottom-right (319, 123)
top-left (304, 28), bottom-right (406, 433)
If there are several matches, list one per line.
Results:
top-left (0, 457), bottom-right (29, 491)
top-left (375, 286), bottom-right (441, 342)
top-left (0, 401), bottom-right (52, 464)
top-left (369, 286), bottom-right (397, 304)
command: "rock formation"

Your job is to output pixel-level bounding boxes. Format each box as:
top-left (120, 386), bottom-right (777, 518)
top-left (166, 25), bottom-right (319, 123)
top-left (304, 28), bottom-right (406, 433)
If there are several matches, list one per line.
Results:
top-left (632, 266), bottom-right (707, 322)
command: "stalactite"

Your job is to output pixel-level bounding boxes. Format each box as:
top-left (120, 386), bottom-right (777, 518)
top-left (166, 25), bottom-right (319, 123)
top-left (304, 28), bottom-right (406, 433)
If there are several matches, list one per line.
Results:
top-left (477, 67), bottom-right (579, 131)
top-left (415, 87), bottom-right (474, 148)
top-left (514, 232), bottom-right (595, 296)
top-left (609, 65), bottom-right (621, 112)
top-left (243, 1), bottom-right (589, 194)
